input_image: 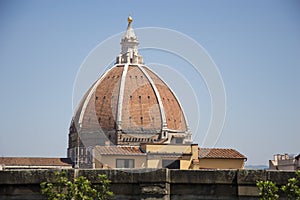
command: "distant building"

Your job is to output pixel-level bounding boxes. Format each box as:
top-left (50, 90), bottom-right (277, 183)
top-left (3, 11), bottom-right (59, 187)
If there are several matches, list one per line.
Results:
top-left (68, 16), bottom-right (192, 168)
top-left (269, 153), bottom-right (300, 170)
top-left (296, 154), bottom-right (300, 170)
top-left (198, 148), bottom-right (247, 169)
top-left (0, 157), bottom-right (72, 170)
top-left (92, 145), bottom-right (246, 170)
top-left (93, 144), bottom-right (199, 170)
top-left (67, 16), bottom-right (247, 170)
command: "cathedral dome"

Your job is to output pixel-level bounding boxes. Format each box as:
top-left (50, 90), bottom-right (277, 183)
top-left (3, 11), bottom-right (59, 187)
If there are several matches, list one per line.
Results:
top-left (69, 17), bottom-right (191, 151)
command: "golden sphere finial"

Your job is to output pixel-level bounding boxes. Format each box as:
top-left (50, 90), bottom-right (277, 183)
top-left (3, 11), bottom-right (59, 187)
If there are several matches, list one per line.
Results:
top-left (128, 15), bottom-right (133, 23)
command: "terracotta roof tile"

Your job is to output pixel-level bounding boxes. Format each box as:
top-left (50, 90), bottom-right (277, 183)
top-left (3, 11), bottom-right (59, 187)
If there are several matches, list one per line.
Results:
top-left (0, 157), bottom-right (72, 166)
top-left (94, 146), bottom-right (145, 155)
top-left (199, 148), bottom-right (246, 159)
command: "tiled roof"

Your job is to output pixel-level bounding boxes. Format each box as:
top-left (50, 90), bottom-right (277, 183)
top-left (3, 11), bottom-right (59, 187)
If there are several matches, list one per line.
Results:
top-left (199, 148), bottom-right (246, 159)
top-left (94, 146), bottom-right (145, 156)
top-left (0, 157), bottom-right (72, 166)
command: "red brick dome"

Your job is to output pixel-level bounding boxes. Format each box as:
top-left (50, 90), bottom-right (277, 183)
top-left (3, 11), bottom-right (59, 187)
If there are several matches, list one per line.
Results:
top-left (70, 63), bottom-right (190, 145)
top-left (68, 17), bottom-right (192, 157)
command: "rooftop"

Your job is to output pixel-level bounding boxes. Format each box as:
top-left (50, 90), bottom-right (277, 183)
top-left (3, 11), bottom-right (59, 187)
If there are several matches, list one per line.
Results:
top-left (199, 148), bottom-right (247, 160)
top-left (0, 157), bottom-right (72, 166)
top-left (94, 146), bottom-right (145, 156)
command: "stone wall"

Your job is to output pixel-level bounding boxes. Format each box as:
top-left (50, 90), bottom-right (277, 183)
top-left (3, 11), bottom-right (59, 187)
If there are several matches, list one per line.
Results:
top-left (0, 169), bottom-right (297, 200)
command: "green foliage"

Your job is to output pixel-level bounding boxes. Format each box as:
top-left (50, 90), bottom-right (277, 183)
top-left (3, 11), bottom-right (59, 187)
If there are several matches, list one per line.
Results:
top-left (257, 170), bottom-right (300, 200)
top-left (281, 171), bottom-right (300, 200)
top-left (40, 171), bottom-right (113, 200)
top-left (257, 180), bottom-right (279, 200)
top-left (40, 171), bottom-right (72, 200)
top-left (94, 174), bottom-right (114, 200)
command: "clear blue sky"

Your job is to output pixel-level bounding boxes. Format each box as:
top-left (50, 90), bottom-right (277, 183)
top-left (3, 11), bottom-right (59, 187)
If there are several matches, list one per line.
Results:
top-left (0, 0), bottom-right (299, 165)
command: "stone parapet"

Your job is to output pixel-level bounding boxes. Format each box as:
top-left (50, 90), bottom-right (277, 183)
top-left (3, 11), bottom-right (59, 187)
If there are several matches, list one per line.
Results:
top-left (0, 169), bottom-right (298, 200)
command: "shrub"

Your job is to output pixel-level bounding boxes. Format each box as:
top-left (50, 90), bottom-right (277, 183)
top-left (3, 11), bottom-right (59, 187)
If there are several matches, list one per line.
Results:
top-left (40, 171), bottom-right (113, 200)
top-left (257, 170), bottom-right (300, 200)
top-left (256, 180), bottom-right (279, 200)
top-left (281, 171), bottom-right (300, 200)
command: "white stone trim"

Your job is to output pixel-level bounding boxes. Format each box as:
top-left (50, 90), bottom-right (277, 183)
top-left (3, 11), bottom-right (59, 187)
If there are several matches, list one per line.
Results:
top-left (136, 65), bottom-right (168, 131)
top-left (78, 65), bottom-right (121, 126)
top-left (140, 64), bottom-right (192, 142)
top-left (116, 64), bottom-right (129, 130)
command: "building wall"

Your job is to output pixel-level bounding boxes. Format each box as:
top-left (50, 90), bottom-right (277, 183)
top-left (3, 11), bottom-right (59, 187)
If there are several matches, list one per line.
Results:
top-left (180, 156), bottom-right (192, 169)
top-left (180, 145), bottom-right (199, 169)
top-left (147, 155), bottom-right (163, 168)
top-left (142, 144), bottom-right (199, 169)
top-left (199, 158), bottom-right (245, 169)
top-left (94, 155), bottom-right (146, 169)
top-left (269, 154), bottom-right (299, 170)
top-left (277, 159), bottom-right (296, 170)
top-left (92, 144), bottom-right (246, 170)
top-left (141, 144), bottom-right (195, 154)
top-left (147, 157), bottom-right (161, 168)
top-left (95, 154), bottom-right (192, 169)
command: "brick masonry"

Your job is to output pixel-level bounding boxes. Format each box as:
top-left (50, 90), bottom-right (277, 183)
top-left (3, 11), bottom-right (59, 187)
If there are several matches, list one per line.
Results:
top-left (69, 64), bottom-right (189, 150)
top-left (0, 169), bottom-right (298, 200)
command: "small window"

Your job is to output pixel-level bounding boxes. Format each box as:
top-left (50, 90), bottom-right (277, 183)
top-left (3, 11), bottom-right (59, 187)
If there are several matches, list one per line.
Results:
top-left (171, 137), bottom-right (183, 144)
top-left (176, 138), bottom-right (183, 144)
top-left (116, 159), bottom-right (134, 168)
top-left (96, 96), bottom-right (98, 100)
